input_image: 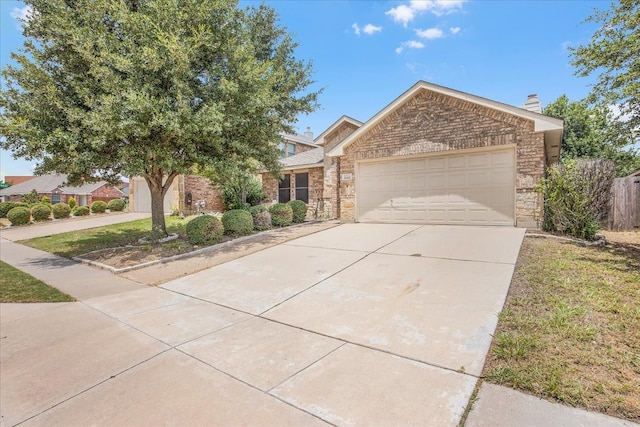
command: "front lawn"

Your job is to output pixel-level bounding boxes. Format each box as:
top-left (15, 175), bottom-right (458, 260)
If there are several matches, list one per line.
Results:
top-left (0, 261), bottom-right (75, 303)
top-left (483, 233), bottom-right (640, 422)
top-left (19, 216), bottom-right (192, 258)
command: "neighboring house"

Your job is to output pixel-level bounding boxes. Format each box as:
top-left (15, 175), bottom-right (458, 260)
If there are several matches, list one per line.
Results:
top-left (262, 81), bottom-right (564, 228)
top-left (0, 174), bottom-right (124, 205)
top-left (4, 176), bottom-right (35, 186)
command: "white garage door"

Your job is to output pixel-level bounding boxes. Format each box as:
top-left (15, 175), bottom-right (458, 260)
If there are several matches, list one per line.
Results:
top-left (357, 149), bottom-right (515, 226)
top-left (132, 177), bottom-right (174, 213)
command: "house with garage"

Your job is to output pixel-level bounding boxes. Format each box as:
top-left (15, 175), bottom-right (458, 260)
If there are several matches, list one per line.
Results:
top-left (0, 174), bottom-right (125, 206)
top-left (262, 81), bottom-right (563, 228)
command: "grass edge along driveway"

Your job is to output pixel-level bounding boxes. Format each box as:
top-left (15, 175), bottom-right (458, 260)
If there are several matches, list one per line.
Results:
top-left (0, 261), bottom-right (75, 303)
top-left (483, 234), bottom-right (640, 423)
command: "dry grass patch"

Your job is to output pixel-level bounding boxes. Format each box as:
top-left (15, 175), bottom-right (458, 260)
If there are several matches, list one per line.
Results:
top-left (483, 232), bottom-right (640, 422)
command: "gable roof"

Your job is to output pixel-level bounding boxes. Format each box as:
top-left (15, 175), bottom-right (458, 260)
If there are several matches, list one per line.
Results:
top-left (282, 132), bottom-right (319, 148)
top-left (281, 147), bottom-right (324, 170)
top-left (314, 115), bottom-right (363, 146)
top-left (327, 81), bottom-right (564, 164)
top-left (0, 174), bottom-right (120, 196)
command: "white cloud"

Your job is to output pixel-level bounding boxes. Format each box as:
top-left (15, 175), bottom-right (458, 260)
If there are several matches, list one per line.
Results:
top-left (386, 0), bottom-right (465, 26)
top-left (386, 5), bottom-right (415, 27)
top-left (416, 28), bottom-right (444, 39)
top-left (450, 26), bottom-right (461, 34)
top-left (395, 40), bottom-right (425, 54)
top-left (10, 5), bottom-right (33, 29)
top-left (353, 23), bottom-right (382, 36)
top-left (363, 24), bottom-right (383, 35)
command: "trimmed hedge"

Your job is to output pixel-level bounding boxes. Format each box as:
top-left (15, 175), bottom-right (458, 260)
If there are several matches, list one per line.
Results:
top-left (107, 198), bottom-right (125, 212)
top-left (7, 206), bottom-right (31, 226)
top-left (52, 203), bottom-right (71, 219)
top-left (68, 197), bottom-right (76, 210)
top-left (253, 211), bottom-right (272, 231)
top-left (269, 203), bottom-right (293, 227)
top-left (41, 195), bottom-right (51, 205)
top-left (288, 200), bottom-right (307, 223)
top-left (0, 201), bottom-right (29, 218)
top-left (90, 200), bottom-right (107, 213)
top-left (221, 209), bottom-right (254, 236)
top-left (72, 205), bottom-right (90, 216)
top-left (186, 215), bottom-right (224, 245)
top-left (31, 204), bottom-right (51, 222)
top-left (249, 204), bottom-right (268, 217)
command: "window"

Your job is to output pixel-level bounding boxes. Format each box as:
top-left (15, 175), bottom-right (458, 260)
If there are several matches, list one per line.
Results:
top-left (294, 173), bottom-right (309, 203)
top-left (278, 174), bottom-right (291, 203)
top-left (279, 141), bottom-right (296, 158)
top-left (51, 194), bottom-right (61, 204)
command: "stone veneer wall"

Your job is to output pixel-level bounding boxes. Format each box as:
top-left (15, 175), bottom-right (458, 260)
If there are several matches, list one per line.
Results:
top-left (336, 89), bottom-right (546, 227)
top-left (322, 122), bottom-right (361, 219)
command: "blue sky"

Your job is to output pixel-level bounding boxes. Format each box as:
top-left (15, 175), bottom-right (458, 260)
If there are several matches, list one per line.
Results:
top-left (1, 0), bottom-right (605, 178)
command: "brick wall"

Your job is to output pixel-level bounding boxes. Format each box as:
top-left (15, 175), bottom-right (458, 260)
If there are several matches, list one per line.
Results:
top-left (90, 184), bottom-right (124, 204)
top-left (260, 168), bottom-right (324, 217)
top-left (338, 88), bottom-right (546, 227)
top-left (181, 175), bottom-right (225, 213)
top-left (262, 173), bottom-right (279, 204)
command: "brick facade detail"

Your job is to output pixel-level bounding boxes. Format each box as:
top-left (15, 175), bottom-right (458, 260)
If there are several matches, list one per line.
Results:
top-left (178, 175), bottom-right (225, 213)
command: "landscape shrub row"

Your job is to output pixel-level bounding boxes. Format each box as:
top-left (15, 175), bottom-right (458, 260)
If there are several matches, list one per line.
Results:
top-left (185, 200), bottom-right (309, 245)
top-left (1, 200), bottom-right (126, 226)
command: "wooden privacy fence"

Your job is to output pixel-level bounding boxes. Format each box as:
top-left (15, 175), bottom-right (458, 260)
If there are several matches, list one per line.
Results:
top-left (608, 174), bottom-right (640, 231)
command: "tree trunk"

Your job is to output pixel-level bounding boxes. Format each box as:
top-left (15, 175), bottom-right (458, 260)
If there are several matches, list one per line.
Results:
top-left (145, 169), bottom-right (178, 238)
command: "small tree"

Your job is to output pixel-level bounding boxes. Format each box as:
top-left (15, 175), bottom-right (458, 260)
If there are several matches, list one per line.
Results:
top-left (538, 159), bottom-right (615, 240)
top-left (21, 189), bottom-right (39, 205)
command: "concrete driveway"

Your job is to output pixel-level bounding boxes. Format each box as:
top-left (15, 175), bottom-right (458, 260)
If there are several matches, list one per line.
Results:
top-left (1, 224), bottom-right (524, 426)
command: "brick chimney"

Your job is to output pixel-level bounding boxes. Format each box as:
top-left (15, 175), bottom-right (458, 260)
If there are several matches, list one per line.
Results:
top-left (522, 94), bottom-right (542, 113)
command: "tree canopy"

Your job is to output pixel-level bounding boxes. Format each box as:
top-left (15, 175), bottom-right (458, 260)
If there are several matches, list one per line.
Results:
top-left (571, 0), bottom-right (639, 144)
top-left (544, 95), bottom-right (640, 177)
top-left (0, 0), bottom-right (319, 235)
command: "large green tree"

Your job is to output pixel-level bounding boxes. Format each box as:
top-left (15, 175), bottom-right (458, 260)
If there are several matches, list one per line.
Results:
top-left (544, 95), bottom-right (640, 176)
top-left (0, 0), bottom-right (318, 235)
top-left (571, 0), bottom-right (639, 145)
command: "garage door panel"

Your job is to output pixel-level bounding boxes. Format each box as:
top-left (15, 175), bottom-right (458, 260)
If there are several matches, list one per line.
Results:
top-left (357, 149), bottom-right (515, 226)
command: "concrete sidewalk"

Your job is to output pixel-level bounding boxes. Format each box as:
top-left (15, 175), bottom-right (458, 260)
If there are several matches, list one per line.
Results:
top-left (0, 238), bottom-right (145, 299)
top-left (0, 211), bottom-right (151, 241)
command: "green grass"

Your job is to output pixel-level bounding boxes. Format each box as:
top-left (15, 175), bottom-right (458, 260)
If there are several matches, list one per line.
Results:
top-left (19, 216), bottom-right (192, 258)
top-left (483, 236), bottom-right (640, 422)
top-left (0, 261), bottom-right (75, 303)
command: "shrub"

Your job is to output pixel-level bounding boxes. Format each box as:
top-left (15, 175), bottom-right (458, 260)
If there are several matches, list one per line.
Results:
top-left (0, 201), bottom-right (28, 218)
top-left (221, 209), bottom-right (254, 236)
top-left (221, 177), bottom-right (265, 210)
top-left (41, 195), bottom-right (51, 205)
top-left (288, 200), bottom-right (308, 223)
top-left (90, 200), bottom-right (107, 213)
top-left (538, 159), bottom-right (615, 240)
top-left (31, 204), bottom-right (51, 222)
top-left (248, 204), bottom-right (268, 218)
top-left (72, 205), bottom-right (90, 216)
top-left (7, 206), bottom-right (31, 226)
top-left (253, 210), bottom-right (272, 231)
top-left (269, 203), bottom-right (293, 227)
top-left (52, 203), bottom-right (71, 219)
top-left (186, 215), bottom-right (224, 245)
top-left (21, 189), bottom-right (39, 205)
top-left (68, 196), bottom-right (76, 210)
top-left (107, 198), bottom-right (125, 212)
